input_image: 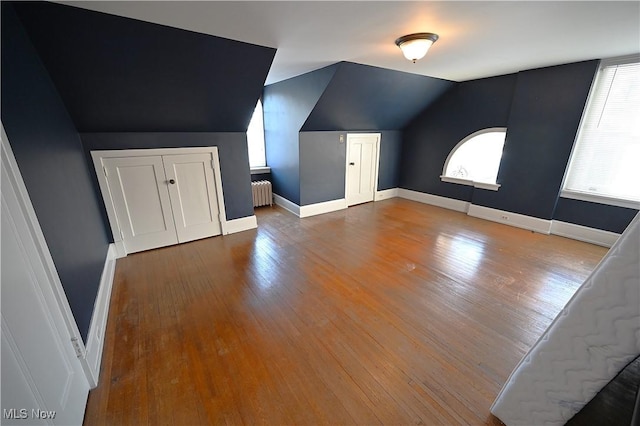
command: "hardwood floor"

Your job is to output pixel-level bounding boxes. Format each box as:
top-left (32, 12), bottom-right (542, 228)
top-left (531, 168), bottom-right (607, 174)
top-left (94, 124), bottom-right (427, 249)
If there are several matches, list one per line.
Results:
top-left (84, 199), bottom-right (608, 425)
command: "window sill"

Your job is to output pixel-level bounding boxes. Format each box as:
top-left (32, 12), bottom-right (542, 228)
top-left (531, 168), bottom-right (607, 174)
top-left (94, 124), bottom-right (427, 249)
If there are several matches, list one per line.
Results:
top-left (560, 190), bottom-right (639, 210)
top-left (250, 166), bottom-right (271, 175)
top-left (440, 176), bottom-right (501, 191)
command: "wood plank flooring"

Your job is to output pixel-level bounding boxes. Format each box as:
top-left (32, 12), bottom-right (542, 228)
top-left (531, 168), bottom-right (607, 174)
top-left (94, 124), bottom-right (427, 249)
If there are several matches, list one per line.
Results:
top-left (83, 199), bottom-right (608, 425)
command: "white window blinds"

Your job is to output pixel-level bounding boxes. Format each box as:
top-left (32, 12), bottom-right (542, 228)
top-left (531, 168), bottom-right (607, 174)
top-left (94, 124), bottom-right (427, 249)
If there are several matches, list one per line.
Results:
top-left (562, 57), bottom-right (640, 208)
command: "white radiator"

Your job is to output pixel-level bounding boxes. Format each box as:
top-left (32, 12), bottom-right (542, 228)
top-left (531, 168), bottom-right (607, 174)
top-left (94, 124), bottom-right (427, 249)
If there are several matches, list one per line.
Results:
top-left (251, 180), bottom-right (272, 207)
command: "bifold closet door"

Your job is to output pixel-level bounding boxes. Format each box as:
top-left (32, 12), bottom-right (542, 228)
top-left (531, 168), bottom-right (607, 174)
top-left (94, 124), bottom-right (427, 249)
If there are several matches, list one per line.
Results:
top-left (103, 156), bottom-right (178, 253)
top-left (163, 153), bottom-right (222, 243)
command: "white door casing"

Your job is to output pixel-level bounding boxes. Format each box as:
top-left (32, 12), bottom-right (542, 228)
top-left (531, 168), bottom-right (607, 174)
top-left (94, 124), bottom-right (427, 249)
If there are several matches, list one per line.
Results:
top-left (345, 133), bottom-right (381, 207)
top-left (163, 153), bottom-right (222, 243)
top-left (1, 127), bottom-right (90, 425)
top-left (103, 156), bottom-right (179, 254)
top-left (92, 147), bottom-right (228, 256)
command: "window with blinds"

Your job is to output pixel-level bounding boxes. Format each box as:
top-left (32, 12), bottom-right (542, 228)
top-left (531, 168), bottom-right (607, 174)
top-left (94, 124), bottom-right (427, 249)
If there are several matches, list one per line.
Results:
top-left (561, 56), bottom-right (640, 209)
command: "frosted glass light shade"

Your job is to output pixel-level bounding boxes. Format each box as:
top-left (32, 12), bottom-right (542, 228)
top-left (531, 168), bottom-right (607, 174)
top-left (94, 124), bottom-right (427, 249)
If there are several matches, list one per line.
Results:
top-left (395, 33), bottom-right (439, 63)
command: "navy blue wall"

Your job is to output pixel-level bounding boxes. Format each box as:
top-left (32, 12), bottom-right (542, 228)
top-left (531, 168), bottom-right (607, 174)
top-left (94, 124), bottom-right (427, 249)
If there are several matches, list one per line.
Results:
top-left (472, 61), bottom-right (598, 220)
top-left (263, 65), bottom-right (338, 204)
top-left (266, 61), bottom-right (450, 207)
top-left (13, 1), bottom-right (276, 132)
top-left (299, 132), bottom-right (346, 206)
top-left (2, 4), bottom-right (110, 341)
top-left (299, 131), bottom-right (402, 206)
top-left (401, 60), bottom-right (637, 232)
top-left (81, 133), bottom-right (255, 223)
top-left (554, 198), bottom-right (637, 234)
top-left (302, 62), bottom-right (454, 131)
top-left (401, 74), bottom-right (517, 200)
top-left (377, 131), bottom-right (402, 191)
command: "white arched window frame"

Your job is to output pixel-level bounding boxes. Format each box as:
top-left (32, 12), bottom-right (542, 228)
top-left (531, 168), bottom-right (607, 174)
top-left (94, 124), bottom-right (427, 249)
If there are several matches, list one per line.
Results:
top-left (440, 127), bottom-right (507, 191)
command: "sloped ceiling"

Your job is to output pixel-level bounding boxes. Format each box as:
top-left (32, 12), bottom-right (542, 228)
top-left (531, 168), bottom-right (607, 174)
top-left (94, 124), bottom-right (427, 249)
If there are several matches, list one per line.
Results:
top-left (59, 1), bottom-right (640, 84)
top-left (301, 62), bottom-right (455, 131)
top-left (13, 1), bottom-right (276, 132)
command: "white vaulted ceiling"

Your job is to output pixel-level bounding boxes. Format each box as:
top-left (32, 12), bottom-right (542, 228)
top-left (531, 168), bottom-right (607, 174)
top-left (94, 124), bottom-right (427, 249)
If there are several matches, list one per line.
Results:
top-left (60, 1), bottom-right (640, 84)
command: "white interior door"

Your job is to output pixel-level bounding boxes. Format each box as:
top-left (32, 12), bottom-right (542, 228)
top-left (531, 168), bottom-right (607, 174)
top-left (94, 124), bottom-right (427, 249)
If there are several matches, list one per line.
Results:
top-left (163, 153), bottom-right (222, 243)
top-left (346, 133), bottom-right (381, 206)
top-left (103, 156), bottom-right (178, 254)
top-left (2, 144), bottom-right (89, 425)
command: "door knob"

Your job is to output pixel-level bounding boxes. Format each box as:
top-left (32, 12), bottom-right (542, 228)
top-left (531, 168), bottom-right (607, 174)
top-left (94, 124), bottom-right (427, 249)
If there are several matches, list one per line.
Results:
top-left (169, 179), bottom-right (176, 185)
top-left (349, 162), bottom-right (355, 166)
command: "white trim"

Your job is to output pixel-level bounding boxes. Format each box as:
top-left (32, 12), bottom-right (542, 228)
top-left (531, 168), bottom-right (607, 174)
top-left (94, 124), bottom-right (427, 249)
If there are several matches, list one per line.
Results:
top-left (550, 220), bottom-right (620, 248)
top-left (467, 204), bottom-right (552, 234)
top-left (473, 181), bottom-right (501, 191)
top-left (273, 193), bottom-right (301, 217)
top-left (91, 147), bottom-right (228, 253)
top-left (113, 241), bottom-right (126, 259)
top-left (1, 124), bottom-right (94, 383)
top-left (375, 188), bottom-right (399, 201)
top-left (440, 175), bottom-right (474, 186)
top-left (300, 198), bottom-right (347, 218)
top-left (560, 191), bottom-right (640, 210)
top-left (439, 176), bottom-right (501, 191)
top-left (224, 215), bottom-right (258, 234)
top-left (84, 244), bottom-right (117, 388)
top-left (441, 127), bottom-right (506, 185)
top-left (250, 166), bottom-right (271, 175)
top-left (345, 133), bottom-right (381, 207)
top-left (397, 188), bottom-right (470, 213)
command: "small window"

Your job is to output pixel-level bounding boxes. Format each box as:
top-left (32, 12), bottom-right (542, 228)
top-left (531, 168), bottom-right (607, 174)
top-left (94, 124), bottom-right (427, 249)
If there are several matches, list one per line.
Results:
top-left (561, 56), bottom-right (640, 209)
top-left (247, 100), bottom-right (267, 168)
top-left (441, 128), bottom-right (506, 191)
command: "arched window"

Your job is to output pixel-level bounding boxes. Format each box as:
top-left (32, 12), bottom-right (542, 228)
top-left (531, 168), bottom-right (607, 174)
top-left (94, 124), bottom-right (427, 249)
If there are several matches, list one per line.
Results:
top-left (441, 128), bottom-right (507, 191)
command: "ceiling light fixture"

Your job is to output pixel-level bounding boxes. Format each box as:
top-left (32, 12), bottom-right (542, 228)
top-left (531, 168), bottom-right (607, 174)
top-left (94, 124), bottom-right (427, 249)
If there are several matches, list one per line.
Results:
top-left (395, 32), bottom-right (439, 63)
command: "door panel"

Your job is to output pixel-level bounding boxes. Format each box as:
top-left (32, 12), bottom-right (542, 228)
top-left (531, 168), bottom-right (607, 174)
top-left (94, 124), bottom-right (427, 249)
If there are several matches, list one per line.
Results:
top-left (1, 164), bottom-right (89, 425)
top-left (163, 153), bottom-right (221, 243)
top-left (103, 156), bottom-right (178, 253)
top-left (346, 134), bottom-right (380, 206)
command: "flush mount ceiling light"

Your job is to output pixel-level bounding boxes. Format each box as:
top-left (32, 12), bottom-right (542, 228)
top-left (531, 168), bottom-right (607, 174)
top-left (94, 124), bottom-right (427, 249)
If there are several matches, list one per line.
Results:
top-left (395, 32), bottom-right (439, 63)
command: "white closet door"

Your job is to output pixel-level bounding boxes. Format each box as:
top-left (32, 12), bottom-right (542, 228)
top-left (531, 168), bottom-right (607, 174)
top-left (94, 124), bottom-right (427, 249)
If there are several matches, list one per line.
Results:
top-left (346, 134), bottom-right (380, 206)
top-left (2, 148), bottom-right (89, 426)
top-left (103, 156), bottom-right (178, 253)
top-left (163, 153), bottom-right (222, 243)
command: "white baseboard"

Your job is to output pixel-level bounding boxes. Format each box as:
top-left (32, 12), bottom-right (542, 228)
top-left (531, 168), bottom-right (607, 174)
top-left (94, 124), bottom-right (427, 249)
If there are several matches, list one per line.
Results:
top-left (467, 204), bottom-right (552, 234)
top-left (273, 193), bottom-right (301, 217)
top-left (550, 220), bottom-right (620, 247)
top-left (85, 243), bottom-right (117, 388)
top-left (225, 215), bottom-right (258, 234)
top-left (300, 198), bottom-right (347, 218)
top-left (113, 240), bottom-right (126, 258)
top-left (375, 188), bottom-right (399, 201)
top-left (397, 188), bottom-right (470, 213)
